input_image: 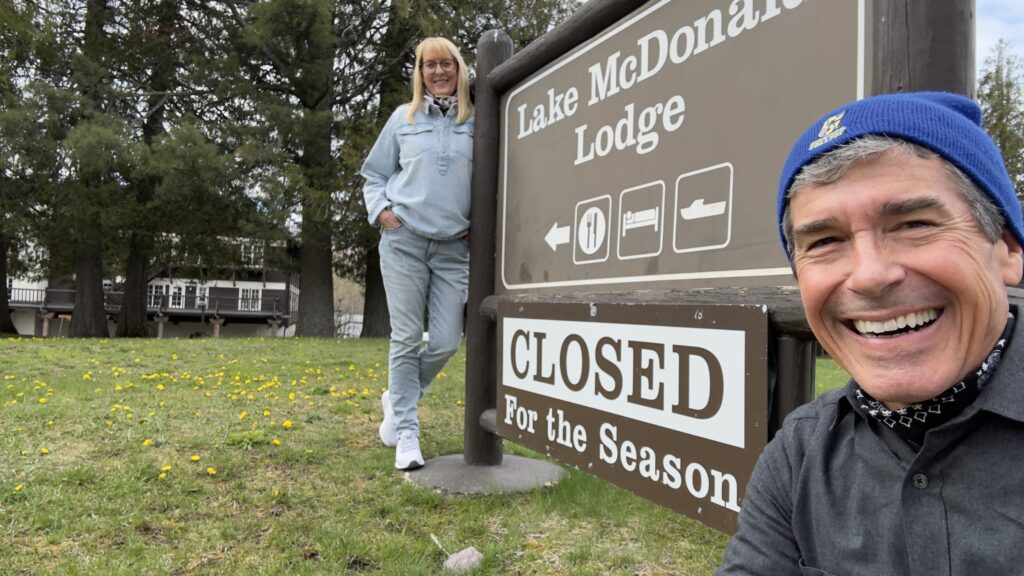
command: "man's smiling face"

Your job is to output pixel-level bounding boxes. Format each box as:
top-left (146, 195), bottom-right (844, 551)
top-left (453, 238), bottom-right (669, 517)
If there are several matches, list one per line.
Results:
top-left (789, 149), bottom-right (1023, 408)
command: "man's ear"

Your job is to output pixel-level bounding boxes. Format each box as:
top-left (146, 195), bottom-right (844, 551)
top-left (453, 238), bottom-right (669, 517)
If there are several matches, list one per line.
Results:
top-left (1000, 230), bottom-right (1024, 286)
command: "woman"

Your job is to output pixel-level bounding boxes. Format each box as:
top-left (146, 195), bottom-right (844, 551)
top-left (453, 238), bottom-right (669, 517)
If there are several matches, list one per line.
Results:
top-left (361, 37), bottom-right (474, 470)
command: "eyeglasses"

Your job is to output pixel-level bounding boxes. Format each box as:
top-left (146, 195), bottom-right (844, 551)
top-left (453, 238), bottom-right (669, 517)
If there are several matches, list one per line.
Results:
top-left (422, 59), bottom-right (456, 72)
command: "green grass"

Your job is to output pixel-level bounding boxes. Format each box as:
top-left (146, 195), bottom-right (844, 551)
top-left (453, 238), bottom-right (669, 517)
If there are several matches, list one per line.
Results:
top-left (815, 356), bottom-right (850, 396)
top-left (0, 336), bottom-right (848, 575)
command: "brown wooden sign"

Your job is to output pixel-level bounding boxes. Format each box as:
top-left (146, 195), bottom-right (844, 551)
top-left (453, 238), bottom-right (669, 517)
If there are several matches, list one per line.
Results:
top-left (486, 0), bottom-right (867, 535)
top-left (497, 300), bottom-right (768, 533)
top-left (497, 0), bottom-right (869, 293)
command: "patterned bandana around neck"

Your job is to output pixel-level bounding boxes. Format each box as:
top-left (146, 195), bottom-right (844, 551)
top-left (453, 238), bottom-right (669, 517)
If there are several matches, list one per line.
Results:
top-left (424, 93), bottom-right (457, 115)
top-left (852, 312), bottom-right (1015, 449)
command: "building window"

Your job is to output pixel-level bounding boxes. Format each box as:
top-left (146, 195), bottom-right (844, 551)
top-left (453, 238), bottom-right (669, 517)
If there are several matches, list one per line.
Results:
top-left (197, 286), bottom-right (208, 307)
top-left (146, 284), bottom-right (168, 308)
top-left (170, 285), bottom-right (184, 309)
top-left (239, 288), bottom-right (262, 311)
top-left (240, 242), bottom-right (265, 268)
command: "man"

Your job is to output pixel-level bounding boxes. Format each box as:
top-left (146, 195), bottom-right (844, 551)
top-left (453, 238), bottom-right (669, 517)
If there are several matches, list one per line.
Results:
top-left (718, 92), bottom-right (1024, 575)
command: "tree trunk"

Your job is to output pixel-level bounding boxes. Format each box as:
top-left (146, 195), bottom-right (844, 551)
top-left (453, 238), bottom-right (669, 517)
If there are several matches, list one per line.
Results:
top-left (297, 207), bottom-right (335, 336)
top-left (360, 244), bottom-right (390, 337)
top-left (117, 231), bottom-right (150, 337)
top-left (295, 100), bottom-right (336, 337)
top-left (294, 7), bottom-right (336, 338)
top-left (355, 1), bottom-right (417, 337)
top-left (70, 0), bottom-right (112, 338)
top-left (0, 235), bottom-right (17, 335)
top-left (70, 231), bottom-right (109, 337)
top-left (118, 0), bottom-right (177, 338)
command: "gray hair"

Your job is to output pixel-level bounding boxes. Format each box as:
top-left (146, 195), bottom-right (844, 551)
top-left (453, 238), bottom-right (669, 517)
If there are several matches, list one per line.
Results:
top-left (782, 136), bottom-right (1005, 256)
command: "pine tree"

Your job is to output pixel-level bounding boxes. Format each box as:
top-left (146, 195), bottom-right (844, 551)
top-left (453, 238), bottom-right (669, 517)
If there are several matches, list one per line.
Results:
top-left (978, 38), bottom-right (1024, 198)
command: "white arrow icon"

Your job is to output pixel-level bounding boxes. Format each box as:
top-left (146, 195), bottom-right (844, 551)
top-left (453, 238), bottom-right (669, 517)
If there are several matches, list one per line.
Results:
top-left (544, 222), bottom-right (571, 251)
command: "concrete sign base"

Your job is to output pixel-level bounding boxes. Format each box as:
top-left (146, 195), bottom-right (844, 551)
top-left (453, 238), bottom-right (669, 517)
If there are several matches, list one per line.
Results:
top-left (406, 454), bottom-right (566, 495)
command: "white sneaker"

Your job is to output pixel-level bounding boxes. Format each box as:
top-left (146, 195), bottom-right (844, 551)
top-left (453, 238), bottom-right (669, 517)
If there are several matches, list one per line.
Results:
top-left (379, 391), bottom-right (397, 447)
top-left (395, 431), bottom-right (424, 470)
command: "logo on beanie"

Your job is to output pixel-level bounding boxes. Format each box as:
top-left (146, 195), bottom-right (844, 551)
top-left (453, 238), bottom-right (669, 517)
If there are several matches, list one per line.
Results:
top-left (809, 111), bottom-right (847, 150)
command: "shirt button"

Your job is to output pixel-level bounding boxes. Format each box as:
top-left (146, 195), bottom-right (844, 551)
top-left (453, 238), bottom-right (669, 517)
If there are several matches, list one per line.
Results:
top-left (912, 473), bottom-right (928, 489)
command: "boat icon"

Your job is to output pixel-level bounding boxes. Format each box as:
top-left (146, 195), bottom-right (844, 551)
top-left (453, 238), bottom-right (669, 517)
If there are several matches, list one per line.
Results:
top-left (680, 198), bottom-right (727, 220)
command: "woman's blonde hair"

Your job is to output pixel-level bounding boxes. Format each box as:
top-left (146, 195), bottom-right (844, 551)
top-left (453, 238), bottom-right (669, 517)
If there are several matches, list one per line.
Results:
top-left (406, 37), bottom-right (473, 124)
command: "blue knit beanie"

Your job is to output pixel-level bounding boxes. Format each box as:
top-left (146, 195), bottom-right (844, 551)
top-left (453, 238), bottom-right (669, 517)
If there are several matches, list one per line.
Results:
top-left (777, 91), bottom-right (1024, 258)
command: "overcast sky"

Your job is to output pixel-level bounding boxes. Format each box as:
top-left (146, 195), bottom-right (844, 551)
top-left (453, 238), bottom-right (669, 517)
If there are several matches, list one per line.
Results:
top-left (977, 0), bottom-right (1024, 71)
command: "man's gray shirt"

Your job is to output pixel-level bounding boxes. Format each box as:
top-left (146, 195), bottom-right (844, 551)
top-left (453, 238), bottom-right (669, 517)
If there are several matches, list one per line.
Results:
top-left (718, 307), bottom-right (1024, 576)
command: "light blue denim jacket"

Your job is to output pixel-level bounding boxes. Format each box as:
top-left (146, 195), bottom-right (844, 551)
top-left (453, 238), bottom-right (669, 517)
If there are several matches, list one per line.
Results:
top-left (361, 102), bottom-right (474, 240)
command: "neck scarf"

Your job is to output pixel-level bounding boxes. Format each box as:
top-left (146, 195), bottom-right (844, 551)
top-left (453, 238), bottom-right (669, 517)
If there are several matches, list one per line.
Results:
top-left (852, 312), bottom-right (1014, 449)
top-left (424, 93), bottom-right (457, 115)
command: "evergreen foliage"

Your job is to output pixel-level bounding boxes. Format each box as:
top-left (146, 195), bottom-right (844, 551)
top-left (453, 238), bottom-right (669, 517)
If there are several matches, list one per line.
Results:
top-left (0, 0), bottom-right (577, 337)
top-left (978, 38), bottom-right (1024, 198)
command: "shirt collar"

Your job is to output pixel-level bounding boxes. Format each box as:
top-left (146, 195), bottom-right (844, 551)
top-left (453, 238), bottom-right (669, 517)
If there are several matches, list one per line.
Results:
top-left (974, 304), bottom-right (1024, 422)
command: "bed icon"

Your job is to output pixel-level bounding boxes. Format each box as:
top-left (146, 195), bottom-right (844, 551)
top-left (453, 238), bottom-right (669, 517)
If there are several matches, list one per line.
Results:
top-left (622, 207), bottom-right (660, 236)
top-left (617, 181), bottom-right (665, 260)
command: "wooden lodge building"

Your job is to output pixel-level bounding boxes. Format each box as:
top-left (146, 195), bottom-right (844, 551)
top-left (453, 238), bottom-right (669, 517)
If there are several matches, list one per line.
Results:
top-left (5, 241), bottom-right (299, 338)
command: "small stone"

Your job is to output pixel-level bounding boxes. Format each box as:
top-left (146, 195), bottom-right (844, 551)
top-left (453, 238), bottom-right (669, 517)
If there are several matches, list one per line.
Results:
top-left (444, 546), bottom-right (483, 573)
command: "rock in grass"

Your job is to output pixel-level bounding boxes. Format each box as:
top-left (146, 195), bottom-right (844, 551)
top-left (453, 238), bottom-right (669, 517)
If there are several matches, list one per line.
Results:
top-left (444, 546), bottom-right (483, 573)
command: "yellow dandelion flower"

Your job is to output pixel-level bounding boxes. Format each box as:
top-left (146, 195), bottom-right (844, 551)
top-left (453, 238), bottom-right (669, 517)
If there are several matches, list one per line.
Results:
top-left (171, 354), bottom-right (179, 361)
top-left (282, 420), bottom-right (293, 429)
top-left (156, 384), bottom-right (165, 391)
top-left (239, 411), bottom-right (247, 420)
top-left (38, 398), bottom-right (46, 405)
top-left (190, 455), bottom-right (201, 462)
top-left (161, 465), bottom-right (173, 472)
top-left (40, 447), bottom-right (49, 455)
top-left (206, 467), bottom-right (216, 476)
top-left (142, 438), bottom-right (153, 447)
top-left (15, 484), bottom-right (24, 491)
top-left (272, 438), bottom-right (281, 446)
top-left (82, 373), bottom-right (92, 380)
top-left (47, 420), bottom-right (54, 426)
top-left (272, 489), bottom-right (280, 497)
top-left (158, 472), bottom-right (168, 479)
top-left (263, 410), bottom-right (271, 417)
